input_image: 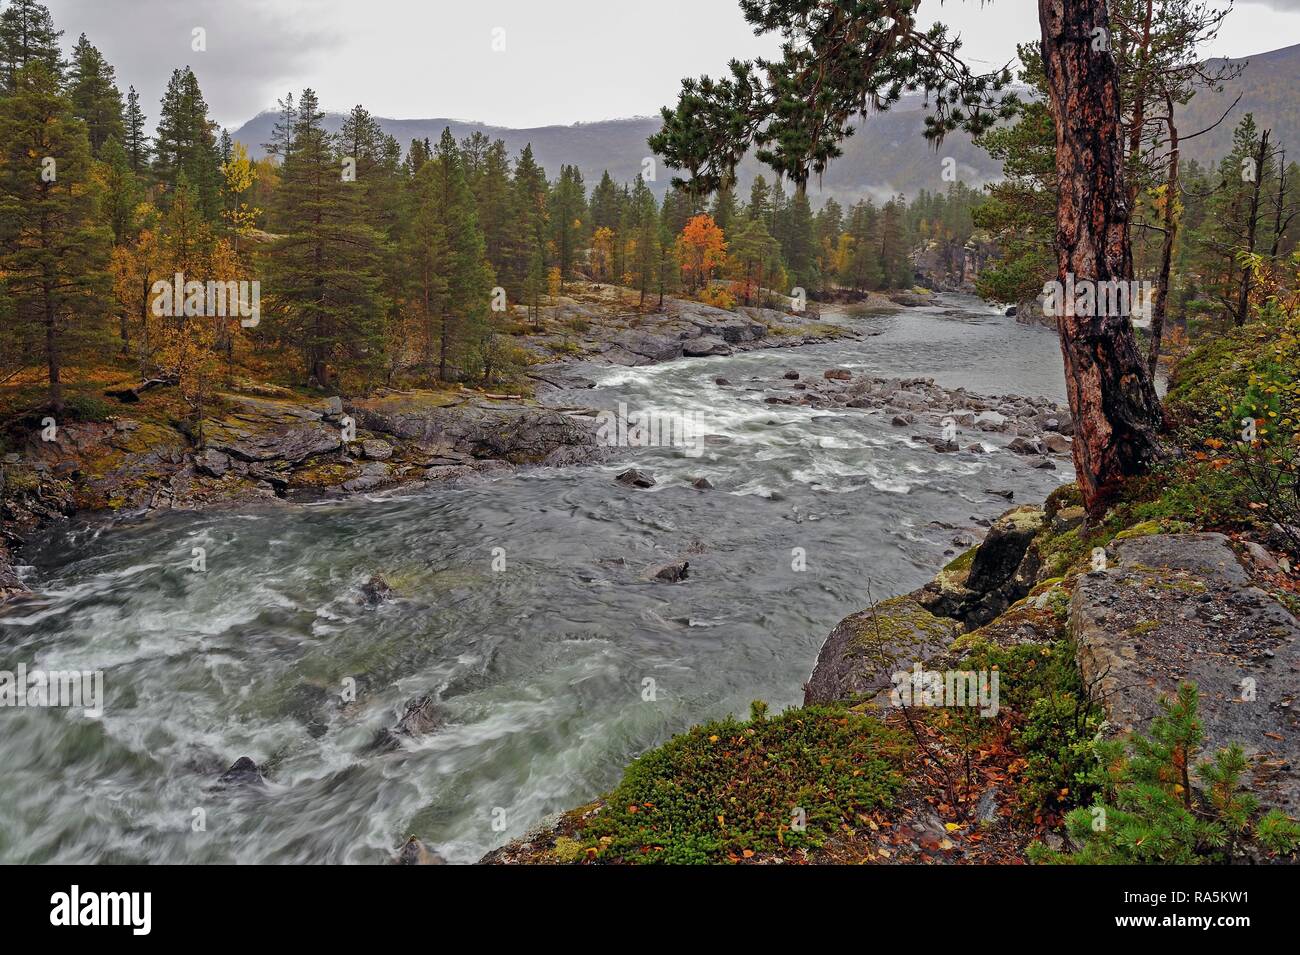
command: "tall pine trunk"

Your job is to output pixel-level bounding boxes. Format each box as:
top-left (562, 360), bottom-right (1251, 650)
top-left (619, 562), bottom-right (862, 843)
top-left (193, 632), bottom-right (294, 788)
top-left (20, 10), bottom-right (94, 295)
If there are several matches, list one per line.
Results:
top-left (1039, 0), bottom-right (1164, 516)
top-left (1234, 129), bottom-right (1269, 325)
top-left (1149, 101), bottom-right (1179, 379)
top-left (43, 285), bottom-right (62, 413)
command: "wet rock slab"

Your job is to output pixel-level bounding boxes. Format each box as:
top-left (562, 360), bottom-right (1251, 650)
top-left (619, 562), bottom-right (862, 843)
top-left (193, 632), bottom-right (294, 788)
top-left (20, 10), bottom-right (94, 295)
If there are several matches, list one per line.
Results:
top-left (1072, 533), bottom-right (1300, 812)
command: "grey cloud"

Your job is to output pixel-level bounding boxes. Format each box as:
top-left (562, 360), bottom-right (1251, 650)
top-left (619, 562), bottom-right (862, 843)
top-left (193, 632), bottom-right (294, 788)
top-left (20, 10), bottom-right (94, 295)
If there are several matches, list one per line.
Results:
top-left (44, 0), bottom-right (345, 127)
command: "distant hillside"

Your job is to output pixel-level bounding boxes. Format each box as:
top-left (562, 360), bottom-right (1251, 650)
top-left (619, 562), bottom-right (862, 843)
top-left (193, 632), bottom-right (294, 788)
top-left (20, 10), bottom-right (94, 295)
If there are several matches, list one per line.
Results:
top-left (1176, 42), bottom-right (1300, 167)
top-left (230, 101), bottom-right (997, 205)
top-left (229, 43), bottom-right (1300, 202)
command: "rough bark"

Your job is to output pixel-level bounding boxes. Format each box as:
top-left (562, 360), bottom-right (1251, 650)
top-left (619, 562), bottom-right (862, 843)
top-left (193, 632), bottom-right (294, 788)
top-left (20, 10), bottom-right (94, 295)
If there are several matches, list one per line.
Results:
top-left (1039, 0), bottom-right (1165, 516)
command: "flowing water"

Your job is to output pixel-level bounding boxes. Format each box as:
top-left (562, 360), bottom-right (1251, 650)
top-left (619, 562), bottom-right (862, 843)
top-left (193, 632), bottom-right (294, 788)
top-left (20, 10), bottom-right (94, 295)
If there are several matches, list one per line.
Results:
top-left (0, 294), bottom-right (1072, 863)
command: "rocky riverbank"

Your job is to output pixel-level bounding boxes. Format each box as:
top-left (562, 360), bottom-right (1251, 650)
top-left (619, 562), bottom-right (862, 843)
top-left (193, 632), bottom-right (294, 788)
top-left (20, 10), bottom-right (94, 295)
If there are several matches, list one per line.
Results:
top-left (0, 289), bottom-right (861, 606)
top-left (480, 487), bottom-right (1300, 864)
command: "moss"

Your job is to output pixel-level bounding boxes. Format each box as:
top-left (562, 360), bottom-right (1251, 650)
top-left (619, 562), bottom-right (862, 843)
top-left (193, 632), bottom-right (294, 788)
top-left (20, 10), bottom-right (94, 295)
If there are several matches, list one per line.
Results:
top-left (1114, 520), bottom-right (1162, 540)
top-left (1043, 482), bottom-right (1083, 521)
top-left (550, 836), bottom-right (587, 863)
top-left (844, 594), bottom-right (957, 665)
top-left (287, 461), bottom-right (354, 489)
top-left (934, 546), bottom-right (977, 589)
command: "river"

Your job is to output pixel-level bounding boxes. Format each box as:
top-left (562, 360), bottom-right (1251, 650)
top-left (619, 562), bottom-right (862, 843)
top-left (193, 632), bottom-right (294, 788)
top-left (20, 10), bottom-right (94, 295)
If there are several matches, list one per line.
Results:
top-left (0, 294), bottom-right (1071, 863)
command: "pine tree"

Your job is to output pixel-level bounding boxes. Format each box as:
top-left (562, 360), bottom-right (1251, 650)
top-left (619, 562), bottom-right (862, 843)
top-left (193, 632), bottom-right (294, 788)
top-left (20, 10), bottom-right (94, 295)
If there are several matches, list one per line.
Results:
top-left (843, 200), bottom-right (884, 291)
top-left (427, 128), bottom-right (494, 381)
top-left (783, 187), bottom-right (818, 292)
top-left (508, 143), bottom-right (549, 301)
top-left (262, 92), bottom-right (295, 161)
top-left (398, 158), bottom-right (450, 378)
top-left (0, 62), bottom-right (110, 411)
top-left (879, 198), bottom-right (912, 288)
top-left (728, 215), bottom-right (781, 306)
top-left (153, 67), bottom-right (223, 219)
top-left (123, 85), bottom-right (150, 174)
top-left (99, 136), bottom-right (141, 247)
top-left (67, 33), bottom-right (123, 157)
top-left (472, 138), bottom-right (513, 276)
top-left (269, 89), bottom-right (388, 389)
top-left (550, 164), bottom-right (587, 288)
top-left (0, 0), bottom-right (61, 94)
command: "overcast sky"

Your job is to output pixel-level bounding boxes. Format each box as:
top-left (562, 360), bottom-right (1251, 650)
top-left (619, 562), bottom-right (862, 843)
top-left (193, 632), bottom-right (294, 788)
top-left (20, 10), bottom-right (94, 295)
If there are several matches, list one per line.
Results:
top-left (39, 0), bottom-right (1300, 130)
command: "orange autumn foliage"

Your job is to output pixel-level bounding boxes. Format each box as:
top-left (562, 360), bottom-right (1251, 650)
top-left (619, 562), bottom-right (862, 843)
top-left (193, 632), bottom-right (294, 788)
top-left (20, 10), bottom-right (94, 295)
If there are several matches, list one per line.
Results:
top-left (674, 214), bottom-right (727, 293)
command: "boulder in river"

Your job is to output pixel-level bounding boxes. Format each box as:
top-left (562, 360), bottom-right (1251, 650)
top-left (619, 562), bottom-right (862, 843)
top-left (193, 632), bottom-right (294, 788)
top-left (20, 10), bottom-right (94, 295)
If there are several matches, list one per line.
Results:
top-left (218, 756), bottom-right (265, 787)
top-left (394, 836), bottom-right (447, 865)
top-left (359, 574), bottom-right (393, 605)
top-left (615, 467), bottom-right (655, 488)
top-left (823, 368), bottom-right (853, 381)
top-left (1005, 436), bottom-right (1045, 455)
top-left (372, 694), bottom-right (446, 751)
top-left (691, 477), bottom-right (714, 490)
top-left (644, 558), bottom-right (689, 582)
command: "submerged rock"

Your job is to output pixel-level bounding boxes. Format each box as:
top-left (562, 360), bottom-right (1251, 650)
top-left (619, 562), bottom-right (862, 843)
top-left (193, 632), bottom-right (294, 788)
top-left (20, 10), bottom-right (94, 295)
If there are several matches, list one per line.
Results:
top-left (359, 574), bottom-right (393, 605)
top-left (644, 558), bottom-right (689, 582)
top-left (218, 756), bottom-right (265, 787)
top-left (373, 694), bottom-right (446, 751)
top-left (394, 836), bottom-right (447, 865)
top-left (615, 467), bottom-right (655, 488)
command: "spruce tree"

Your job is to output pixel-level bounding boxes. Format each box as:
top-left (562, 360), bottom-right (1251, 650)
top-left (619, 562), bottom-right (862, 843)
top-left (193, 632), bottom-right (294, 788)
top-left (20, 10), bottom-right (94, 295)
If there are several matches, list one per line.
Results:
top-left (67, 33), bottom-right (123, 157)
top-left (430, 128), bottom-right (493, 381)
top-left (153, 67), bottom-right (223, 220)
top-left (709, 182), bottom-right (739, 236)
top-left (398, 158), bottom-right (450, 377)
top-left (550, 163), bottom-right (587, 287)
top-left (269, 89), bottom-right (388, 389)
top-left (590, 170), bottom-right (623, 234)
top-left (123, 85), bottom-right (150, 174)
top-left (0, 0), bottom-right (61, 94)
top-left (508, 143), bottom-right (549, 300)
top-left (472, 138), bottom-right (513, 276)
top-left (0, 62), bottom-right (110, 411)
top-left (100, 136), bottom-right (141, 247)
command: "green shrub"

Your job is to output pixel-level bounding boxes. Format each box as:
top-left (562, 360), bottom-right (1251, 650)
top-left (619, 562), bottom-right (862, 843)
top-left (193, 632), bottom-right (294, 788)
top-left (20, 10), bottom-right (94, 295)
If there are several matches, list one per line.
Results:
top-left (585, 705), bottom-right (908, 863)
top-left (62, 394), bottom-right (113, 423)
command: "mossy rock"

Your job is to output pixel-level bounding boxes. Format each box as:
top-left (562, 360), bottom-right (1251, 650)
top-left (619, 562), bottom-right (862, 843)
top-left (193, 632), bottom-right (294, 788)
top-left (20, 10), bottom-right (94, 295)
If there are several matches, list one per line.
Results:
top-left (804, 593), bottom-right (962, 705)
top-left (1043, 482), bottom-right (1082, 521)
top-left (1114, 519), bottom-right (1163, 540)
top-left (936, 546), bottom-right (977, 590)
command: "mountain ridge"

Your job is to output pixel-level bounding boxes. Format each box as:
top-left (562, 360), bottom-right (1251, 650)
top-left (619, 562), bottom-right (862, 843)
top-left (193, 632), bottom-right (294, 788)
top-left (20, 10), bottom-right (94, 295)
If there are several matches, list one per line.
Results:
top-left (229, 43), bottom-right (1300, 201)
